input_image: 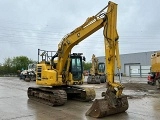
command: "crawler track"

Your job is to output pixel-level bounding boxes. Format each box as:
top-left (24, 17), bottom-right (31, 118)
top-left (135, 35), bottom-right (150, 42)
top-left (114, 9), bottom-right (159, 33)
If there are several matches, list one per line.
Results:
top-left (28, 87), bottom-right (67, 106)
top-left (87, 75), bottom-right (101, 84)
top-left (27, 85), bottom-right (96, 106)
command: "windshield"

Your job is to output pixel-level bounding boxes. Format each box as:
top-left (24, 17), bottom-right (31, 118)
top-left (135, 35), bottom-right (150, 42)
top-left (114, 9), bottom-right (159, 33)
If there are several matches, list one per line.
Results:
top-left (71, 57), bottom-right (82, 81)
top-left (98, 63), bottom-right (105, 73)
top-left (28, 64), bottom-right (36, 70)
top-left (72, 58), bottom-right (82, 71)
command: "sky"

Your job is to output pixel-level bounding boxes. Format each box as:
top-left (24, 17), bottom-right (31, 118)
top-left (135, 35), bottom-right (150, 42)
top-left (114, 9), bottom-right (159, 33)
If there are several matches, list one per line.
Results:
top-left (0, 0), bottom-right (160, 63)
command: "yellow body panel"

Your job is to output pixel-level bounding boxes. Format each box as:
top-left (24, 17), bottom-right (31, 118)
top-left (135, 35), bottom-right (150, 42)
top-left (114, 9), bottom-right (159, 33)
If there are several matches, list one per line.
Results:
top-left (36, 63), bottom-right (63, 86)
top-left (36, 62), bottom-right (83, 86)
top-left (151, 52), bottom-right (160, 72)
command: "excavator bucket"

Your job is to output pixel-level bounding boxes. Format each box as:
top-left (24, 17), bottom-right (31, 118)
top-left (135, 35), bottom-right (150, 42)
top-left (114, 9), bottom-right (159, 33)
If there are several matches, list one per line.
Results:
top-left (86, 90), bottom-right (128, 118)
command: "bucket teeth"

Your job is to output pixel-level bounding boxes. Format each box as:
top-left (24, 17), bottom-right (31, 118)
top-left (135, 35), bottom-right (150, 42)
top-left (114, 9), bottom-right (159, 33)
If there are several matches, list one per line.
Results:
top-left (86, 95), bottom-right (128, 118)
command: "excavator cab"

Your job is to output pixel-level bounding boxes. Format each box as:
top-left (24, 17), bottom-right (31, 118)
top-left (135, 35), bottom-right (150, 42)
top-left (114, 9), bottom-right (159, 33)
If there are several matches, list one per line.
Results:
top-left (98, 62), bottom-right (106, 83)
top-left (69, 53), bottom-right (83, 82)
top-left (98, 62), bottom-right (105, 73)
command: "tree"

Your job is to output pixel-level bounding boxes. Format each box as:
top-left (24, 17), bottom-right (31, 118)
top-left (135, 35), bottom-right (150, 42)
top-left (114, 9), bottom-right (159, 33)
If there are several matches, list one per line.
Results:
top-left (83, 62), bottom-right (92, 70)
top-left (2, 57), bottom-right (13, 74)
top-left (0, 56), bottom-right (35, 75)
top-left (12, 56), bottom-right (34, 71)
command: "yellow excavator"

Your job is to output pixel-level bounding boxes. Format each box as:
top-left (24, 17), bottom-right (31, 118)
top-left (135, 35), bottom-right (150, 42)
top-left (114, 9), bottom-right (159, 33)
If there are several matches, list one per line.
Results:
top-left (87, 54), bottom-right (106, 84)
top-left (28, 1), bottom-right (128, 118)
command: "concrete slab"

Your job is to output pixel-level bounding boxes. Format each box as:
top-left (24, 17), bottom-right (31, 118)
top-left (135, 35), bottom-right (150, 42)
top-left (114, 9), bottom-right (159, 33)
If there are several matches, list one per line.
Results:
top-left (0, 77), bottom-right (160, 120)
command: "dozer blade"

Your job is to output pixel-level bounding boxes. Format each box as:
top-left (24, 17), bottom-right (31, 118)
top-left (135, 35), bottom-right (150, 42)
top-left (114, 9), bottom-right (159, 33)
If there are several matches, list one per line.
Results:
top-left (86, 91), bottom-right (128, 118)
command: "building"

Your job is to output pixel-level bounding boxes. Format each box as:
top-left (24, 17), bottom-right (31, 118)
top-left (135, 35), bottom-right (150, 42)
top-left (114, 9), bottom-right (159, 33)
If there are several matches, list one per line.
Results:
top-left (97, 51), bottom-right (157, 77)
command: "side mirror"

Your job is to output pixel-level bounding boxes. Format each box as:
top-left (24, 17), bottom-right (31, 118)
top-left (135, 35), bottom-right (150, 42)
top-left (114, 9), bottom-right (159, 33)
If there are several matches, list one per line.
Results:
top-left (83, 56), bottom-right (86, 61)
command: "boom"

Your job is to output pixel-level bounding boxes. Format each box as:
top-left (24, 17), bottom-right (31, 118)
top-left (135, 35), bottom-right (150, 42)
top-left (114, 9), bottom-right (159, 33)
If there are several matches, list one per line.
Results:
top-left (56, 8), bottom-right (106, 75)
